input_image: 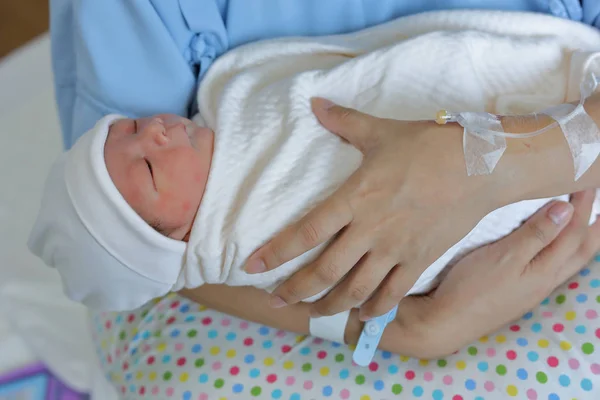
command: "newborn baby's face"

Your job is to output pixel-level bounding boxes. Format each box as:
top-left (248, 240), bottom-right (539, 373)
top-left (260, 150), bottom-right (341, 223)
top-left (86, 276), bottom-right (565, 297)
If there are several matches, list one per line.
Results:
top-left (104, 114), bottom-right (214, 241)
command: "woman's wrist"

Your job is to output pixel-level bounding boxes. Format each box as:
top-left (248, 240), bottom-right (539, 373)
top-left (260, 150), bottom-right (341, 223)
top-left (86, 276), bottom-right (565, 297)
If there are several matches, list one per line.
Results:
top-left (495, 114), bottom-right (572, 203)
top-left (426, 121), bottom-right (509, 214)
top-left (179, 285), bottom-right (311, 335)
top-left (478, 93), bottom-right (600, 205)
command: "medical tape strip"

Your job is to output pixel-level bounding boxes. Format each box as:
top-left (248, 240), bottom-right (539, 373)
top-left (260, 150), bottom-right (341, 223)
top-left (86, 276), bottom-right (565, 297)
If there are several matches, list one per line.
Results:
top-left (542, 104), bottom-right (600, 180)
top-left (451, 71), bottom-right (600, 179)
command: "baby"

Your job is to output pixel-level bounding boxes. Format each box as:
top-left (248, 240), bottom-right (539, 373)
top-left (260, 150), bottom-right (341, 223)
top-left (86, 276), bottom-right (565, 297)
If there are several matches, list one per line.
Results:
top-left (28, 11), bottom-right (600, 312)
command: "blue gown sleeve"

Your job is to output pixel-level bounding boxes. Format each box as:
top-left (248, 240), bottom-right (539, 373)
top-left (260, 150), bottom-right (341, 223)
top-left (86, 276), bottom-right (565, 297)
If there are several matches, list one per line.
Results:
top-left (49, 0), bottom-right (228, 149)
top-left (581, 0), bottom-right (600, 27)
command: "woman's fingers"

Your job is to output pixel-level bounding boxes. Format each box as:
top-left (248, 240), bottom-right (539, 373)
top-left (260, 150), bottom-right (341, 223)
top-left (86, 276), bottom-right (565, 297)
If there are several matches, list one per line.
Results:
top-left (308, 252), bottom-right (396, 318)
top-left (579, 217), bottom-right (600, 263)
top-left (568, 190), bottom-right (596, 221)
top-left (536, 190), bottom-right (600, 283)
top-left (556, 217), bottom-right (600, 282)
top-left (268, 226), bottom-right (371, 307)
top-left (244, 185), bottom-right (354, 275)
top-left (359, 262), bottom-right (428, 320)
top-left (532, 190), bottom-right (595, 263)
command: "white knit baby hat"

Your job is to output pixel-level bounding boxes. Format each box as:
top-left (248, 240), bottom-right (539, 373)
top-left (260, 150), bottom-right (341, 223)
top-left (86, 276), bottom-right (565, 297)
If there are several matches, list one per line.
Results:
top-left (28, 115), bottom-right (187, 311)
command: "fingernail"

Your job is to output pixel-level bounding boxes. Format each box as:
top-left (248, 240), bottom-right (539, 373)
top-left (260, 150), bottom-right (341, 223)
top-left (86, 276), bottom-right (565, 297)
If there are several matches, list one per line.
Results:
top-left (358, 310), bottom-right (370, 322)
top-left (245, 259), bottom-right (266, 274)
top-left (269, 295), bottom-right (287, 308)
top-left (548, 202), bottom-right (572, 225)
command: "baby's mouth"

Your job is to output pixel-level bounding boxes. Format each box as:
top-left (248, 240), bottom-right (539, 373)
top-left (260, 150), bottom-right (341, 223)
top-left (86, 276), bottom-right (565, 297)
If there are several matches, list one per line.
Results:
top-left (160, 115), bottom-right (198, 143)
top-left (184, 121), bottom-right (196, 141)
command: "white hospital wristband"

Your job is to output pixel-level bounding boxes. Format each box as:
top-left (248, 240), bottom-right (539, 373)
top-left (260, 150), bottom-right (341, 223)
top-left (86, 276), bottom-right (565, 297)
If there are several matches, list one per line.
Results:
top-left (309, 310), bottom-right (350, 343)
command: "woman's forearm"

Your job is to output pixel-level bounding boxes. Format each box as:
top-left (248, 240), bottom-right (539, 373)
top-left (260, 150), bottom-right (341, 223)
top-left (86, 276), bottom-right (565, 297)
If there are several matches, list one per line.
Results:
top-left (179, 285), bottom-right (366, 345)
top-left (179, 285), bottom-right (313, 334)
top-left (496, 92), bottom-right (600, 204)
top-left (178, 285), bottom-right (429, 357)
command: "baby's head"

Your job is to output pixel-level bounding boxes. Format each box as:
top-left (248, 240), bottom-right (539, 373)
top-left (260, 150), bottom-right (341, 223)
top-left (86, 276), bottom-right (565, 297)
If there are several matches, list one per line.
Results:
top-left (28, 114), bottom-right (214, 311)
top-left (104, 114), bottom-right (213, 240)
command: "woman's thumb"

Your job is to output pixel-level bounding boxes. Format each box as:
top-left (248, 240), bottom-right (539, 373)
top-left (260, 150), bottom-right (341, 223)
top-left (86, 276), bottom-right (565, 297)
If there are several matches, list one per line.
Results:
top-left (498, 201), bottom-right (573, 263)
top-left (311, 97), bottom-right (377, 153)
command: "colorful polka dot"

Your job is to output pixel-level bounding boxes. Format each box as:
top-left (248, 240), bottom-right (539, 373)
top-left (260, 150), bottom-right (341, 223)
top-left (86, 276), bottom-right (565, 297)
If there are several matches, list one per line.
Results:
top-left (250, 386), bottom-right (261, 396)
top-left (373, 380), bottom-right (384, 391)
top-left (582, 342), bottom-right (595, 354)
top-left (496, 364), bottom-right (507, 376)
top-left (263, 357), bottom-right (274, 367)
top-left (412, 386), bottom-right (424, 397)
top-left (559, 341), bottom-right (571, 351)
top-left (526, 388), bottom-right (537, 400)
top-left (569, 358), bottom-right (580, 370)
top-left (536, 371), bottom-right (548, 384)
top-left (391, 384), bottom-right (403, 395)
top-left (581, 378), bottom-right (593, 391)
top-left (527, 351), bottom-right (539, 362)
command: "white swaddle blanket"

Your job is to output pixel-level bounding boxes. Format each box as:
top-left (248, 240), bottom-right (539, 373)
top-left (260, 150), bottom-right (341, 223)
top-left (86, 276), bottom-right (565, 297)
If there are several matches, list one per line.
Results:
top-left (177, 10), bottom-right (600, 299)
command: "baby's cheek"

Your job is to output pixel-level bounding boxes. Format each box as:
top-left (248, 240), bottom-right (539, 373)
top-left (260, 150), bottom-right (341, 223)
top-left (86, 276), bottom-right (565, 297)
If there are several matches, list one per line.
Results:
top-left (158, 194), bottom-right (196, 226)
top-left (127, 190), bottom-right (145, 209)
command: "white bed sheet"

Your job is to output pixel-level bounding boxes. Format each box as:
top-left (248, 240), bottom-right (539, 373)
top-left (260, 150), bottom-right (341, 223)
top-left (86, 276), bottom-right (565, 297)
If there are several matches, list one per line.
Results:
top-left (0, 35), bottom-right (117, 399)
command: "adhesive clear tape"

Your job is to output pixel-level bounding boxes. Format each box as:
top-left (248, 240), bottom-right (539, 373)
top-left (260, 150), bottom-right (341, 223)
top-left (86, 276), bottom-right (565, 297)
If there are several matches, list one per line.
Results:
top-left (441, 71), bottom-right (600, 180)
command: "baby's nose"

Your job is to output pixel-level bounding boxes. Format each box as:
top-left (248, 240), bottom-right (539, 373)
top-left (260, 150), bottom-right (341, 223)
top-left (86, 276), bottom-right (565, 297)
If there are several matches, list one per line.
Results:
top-left (139, 118), bottom-right (168, 145)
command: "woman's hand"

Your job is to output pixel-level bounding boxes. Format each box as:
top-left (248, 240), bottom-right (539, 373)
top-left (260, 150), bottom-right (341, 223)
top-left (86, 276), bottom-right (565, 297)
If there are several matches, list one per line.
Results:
top-left (245, 98), bottom-right (512, 320)
top-left (388, 190), bottom-right (600, 359)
